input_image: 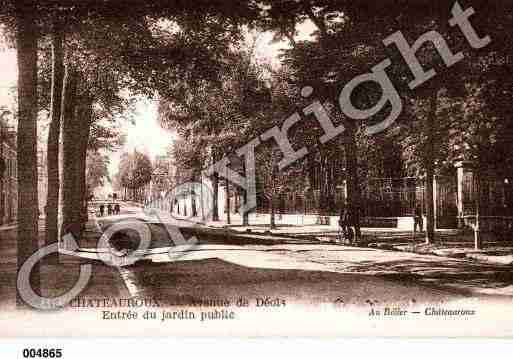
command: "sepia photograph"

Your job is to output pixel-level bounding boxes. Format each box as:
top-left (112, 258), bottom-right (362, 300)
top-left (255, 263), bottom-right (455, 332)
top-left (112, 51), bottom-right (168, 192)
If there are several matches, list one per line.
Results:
top-left (0, 0), bottom-right (513, 339)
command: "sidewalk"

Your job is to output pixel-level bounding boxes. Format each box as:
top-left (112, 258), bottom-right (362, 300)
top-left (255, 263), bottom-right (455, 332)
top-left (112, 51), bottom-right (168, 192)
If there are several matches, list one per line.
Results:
top-left (79, 212), bottom-right (325, 252)
top-left (170, 213), bottom-right (513, 265)
top-left (175, 212), bottom-right (459, 238)
top-left (393, 240), bottom-right (513, 265)
top-left (0, 219), bottom-right (130, 311)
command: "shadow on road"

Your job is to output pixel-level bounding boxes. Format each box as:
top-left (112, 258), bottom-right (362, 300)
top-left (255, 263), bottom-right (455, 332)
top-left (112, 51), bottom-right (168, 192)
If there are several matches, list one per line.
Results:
top-left (343, 258), bottom-right (513, 294)
top-left (119, 257), bottom-right (483, 308)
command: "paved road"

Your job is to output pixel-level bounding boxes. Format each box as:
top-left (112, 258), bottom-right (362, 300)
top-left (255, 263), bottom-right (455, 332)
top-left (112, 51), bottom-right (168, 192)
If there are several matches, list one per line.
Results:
top-left (82, 202), bottom-right (513, 307)
top-left (4, 202), bottom-right (513, 310)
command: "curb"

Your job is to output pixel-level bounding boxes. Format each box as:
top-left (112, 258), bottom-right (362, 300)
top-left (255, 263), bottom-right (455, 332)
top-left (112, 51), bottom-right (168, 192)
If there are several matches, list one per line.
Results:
top-left (181, 225), bottom-right (323, 245)
top-left (0, 223), bottom-right (17, 232)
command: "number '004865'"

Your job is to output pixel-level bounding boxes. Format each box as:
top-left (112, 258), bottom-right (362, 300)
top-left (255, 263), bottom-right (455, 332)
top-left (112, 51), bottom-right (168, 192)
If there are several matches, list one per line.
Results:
top-left (22, 348), bottom-right (63, 358)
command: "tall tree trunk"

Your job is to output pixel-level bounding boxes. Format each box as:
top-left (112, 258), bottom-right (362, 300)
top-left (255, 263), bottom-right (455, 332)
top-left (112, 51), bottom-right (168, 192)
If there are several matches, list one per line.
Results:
top-left (328, 159), bottom-right (337, 212)
top-left (425, 88), bottom-right (438, 244)
top-left (474, 165), bottom-right (482, 250)
top-left (76, 102), bottom-right (93, 229)
top-left (16, 0), bottom-right (40, 307)
top-left (45, 23), bottom-right (64, 248)
top-left (242, 161), bottom-right (249, 226)
top-left (345, 124), bottom-right (361, 240)
top-left (225, 178), bottom-right (231, 224)
top-left (319, 152), bottom-right (328, 216)
top-left (60, 66), bottom-right (81, 242)
top-left (191, 175), bottom-right (198, 217)
top-left (270, 164), bottom-right (277, 229)
top-left (211, 151), bottom-right (219, 221)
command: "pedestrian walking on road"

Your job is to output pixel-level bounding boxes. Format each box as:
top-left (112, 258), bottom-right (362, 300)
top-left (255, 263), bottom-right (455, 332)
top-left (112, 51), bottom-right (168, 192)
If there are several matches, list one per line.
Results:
top-left (338, 205), bottom-right (354, 245)
top-left (107, 203), bottom-right (112, 216)
top-left (114, 203), bottom-right (120, 215)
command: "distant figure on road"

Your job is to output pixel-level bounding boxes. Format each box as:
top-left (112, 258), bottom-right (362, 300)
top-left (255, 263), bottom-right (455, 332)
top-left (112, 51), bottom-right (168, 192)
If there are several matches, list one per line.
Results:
top-left (114, 203), bottom-right (120, 215)
top-left (99, 204), bottom-right (105, 217)
top-left (107, 203), bottom-right (113, 216)
top-left (338, 205), bottom-right (354, 245)
top-left (414, 206), bottom-right (423, 233)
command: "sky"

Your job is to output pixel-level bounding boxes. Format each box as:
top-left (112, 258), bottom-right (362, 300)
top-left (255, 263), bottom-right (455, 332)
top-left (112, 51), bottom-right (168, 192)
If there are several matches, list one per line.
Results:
top-left (106, 99), bottom-right (176, 182)
top-left (0, 22), bottom-right (316, 188)
top-left (0, 48), bottom-right (17, 112)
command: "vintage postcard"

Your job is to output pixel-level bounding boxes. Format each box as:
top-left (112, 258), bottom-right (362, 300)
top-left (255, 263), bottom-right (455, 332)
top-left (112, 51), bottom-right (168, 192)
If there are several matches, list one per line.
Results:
top-left (1, 0), bottom-right (513, 340)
